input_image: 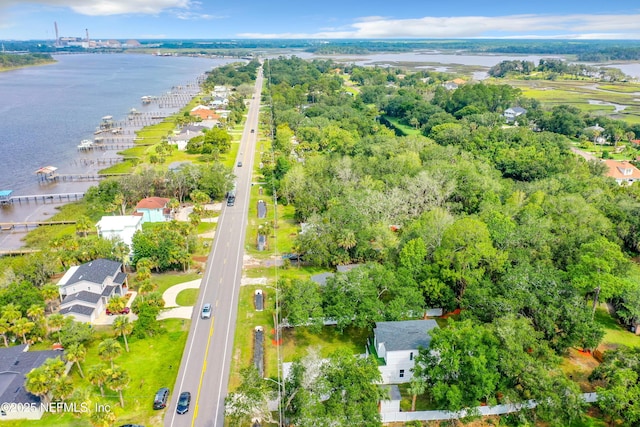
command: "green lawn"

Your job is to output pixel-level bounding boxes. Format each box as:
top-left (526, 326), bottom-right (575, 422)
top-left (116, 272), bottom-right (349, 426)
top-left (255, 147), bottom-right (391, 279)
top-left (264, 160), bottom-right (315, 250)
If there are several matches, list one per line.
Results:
top-left (3, 319), bottom-right (189, 427)
top-left (175, 288), bottom-right (199, 306)
top-left (595, 306), bottom-right (640, 349)
top-left (152, 271), bottom-right (201, 295)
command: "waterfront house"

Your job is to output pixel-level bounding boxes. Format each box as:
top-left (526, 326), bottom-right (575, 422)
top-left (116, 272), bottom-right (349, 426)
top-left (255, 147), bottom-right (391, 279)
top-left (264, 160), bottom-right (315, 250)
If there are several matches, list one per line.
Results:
top-left (170, 125), bottom-right (207, 151)
top-left (190, 108), bottom-right (220, 122)
top-left (135, 197), bottom-right (171, 223)
top-left (603, 160), bottom-right (640, 185)
top-left (95, 215), bottom-right (142, 250)
top-left (57, 258), bottom-right (128, 323)
top-left (370, 320), bottom-right (439, 384)
top-left (0, 344), bottom-right (61, 420)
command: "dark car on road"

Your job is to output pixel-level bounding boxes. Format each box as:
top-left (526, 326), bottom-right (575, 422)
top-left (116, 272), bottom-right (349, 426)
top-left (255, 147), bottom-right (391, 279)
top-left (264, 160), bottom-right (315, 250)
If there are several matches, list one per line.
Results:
top-left (153, 387), bottom-right (169, 410)
top-left (176, 391), bottom-right (191, 414)
top-left (237, 161), bottom-right (243, 167)
top-left (106, 307), bottom-right (130, 316)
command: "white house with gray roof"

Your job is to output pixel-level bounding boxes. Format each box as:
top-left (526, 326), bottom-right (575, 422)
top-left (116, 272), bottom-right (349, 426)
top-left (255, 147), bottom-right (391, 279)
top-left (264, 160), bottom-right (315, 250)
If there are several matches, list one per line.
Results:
top-left (371, 319), bottom-right (439, 384)
top-left (57, 259), bottom-right (127, 323)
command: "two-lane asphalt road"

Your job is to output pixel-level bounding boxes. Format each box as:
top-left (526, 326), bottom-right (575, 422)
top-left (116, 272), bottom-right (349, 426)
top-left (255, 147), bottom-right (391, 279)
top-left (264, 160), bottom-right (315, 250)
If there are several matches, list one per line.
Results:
top-left (166, 67), bottom-right (264, 427)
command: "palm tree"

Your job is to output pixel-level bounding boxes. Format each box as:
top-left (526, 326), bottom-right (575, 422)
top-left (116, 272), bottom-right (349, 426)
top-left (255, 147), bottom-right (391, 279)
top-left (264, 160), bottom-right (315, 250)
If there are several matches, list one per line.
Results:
top-left (106, 366), bottom-right (130, 408)
top-left (106, 295), bottom-right (126, 314)
top-left (97, 338), bottom-right (122, 368)
top-left (408, 378), bottom-right (427, 412)
top-left (47, 313), bottom-right (66, 343)
top-left (137, 280), bottom-right (157, 296)
top-left (2, 303), bottom-right (22, 324)
top-left (168, 198), bottom-right (180, 219)
top-left (112, 240), bottom-right (130, 268)
top-left (27, 304), bottom-right (45, 327)
top-left (65, 343), bottom-right (87, 378)
top-left (41, 284), bottom-right (60, 313)
top-left (75, 215), bottom-right (93, 237)
top-left (90, 407), bottom-right (117, 427)
top-left (25, 366), bottom-right (52, 404)
top-left (51, 376), bottom-right (74, 401)
top-left (112, 316), bottom-right (133, 352)
top-left (87, 364), bottom-right (109, 397)
top-left (0, 318), bottom-right (10, 347)
top-left (12, 317), bottom-right (35, 344)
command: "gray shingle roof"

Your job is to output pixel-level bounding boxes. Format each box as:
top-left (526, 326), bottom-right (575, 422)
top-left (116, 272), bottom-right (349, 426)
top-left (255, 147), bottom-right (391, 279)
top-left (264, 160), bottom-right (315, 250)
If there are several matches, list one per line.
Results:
top-left (62, 291), bottom-right (101, 305)
top-left (375, 320), bottom-right (439, 352)
top-left (59, 305), bottom-right (95, 316)
top-left (66, 259), bottom-right (122, 286)
top-left (0, 345), bottom-right (61, 405)
top-left (101, 285), bottom-right (116, 297)
top-left (114, 272), bottom-right (127, 285)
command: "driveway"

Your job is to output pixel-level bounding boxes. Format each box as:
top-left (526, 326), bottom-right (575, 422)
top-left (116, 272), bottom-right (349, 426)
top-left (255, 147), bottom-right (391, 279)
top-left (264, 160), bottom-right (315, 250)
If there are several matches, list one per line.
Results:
top-left (93, 290), bottom-right (138, 326)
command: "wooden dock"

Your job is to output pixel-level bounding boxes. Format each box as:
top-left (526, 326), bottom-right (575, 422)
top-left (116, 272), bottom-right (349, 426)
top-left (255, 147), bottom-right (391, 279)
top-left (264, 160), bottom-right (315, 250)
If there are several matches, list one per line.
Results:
top-left (0, 249), bottom-right (42, 257)
top-left (38, 172), bottom-right (131, 183)
top-left (7, 192), bottom-right (85, 205)
top-left (0, 220), bottom-right (76, 231)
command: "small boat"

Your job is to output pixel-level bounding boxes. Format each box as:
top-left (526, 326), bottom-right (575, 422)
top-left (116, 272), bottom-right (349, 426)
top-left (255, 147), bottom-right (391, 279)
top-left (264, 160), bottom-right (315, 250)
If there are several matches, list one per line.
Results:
top-left (77, 139), bottom-right (93, 149)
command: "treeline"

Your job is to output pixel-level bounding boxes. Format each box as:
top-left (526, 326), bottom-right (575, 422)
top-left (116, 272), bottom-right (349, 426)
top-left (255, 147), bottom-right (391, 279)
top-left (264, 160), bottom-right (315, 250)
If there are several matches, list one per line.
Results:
top-left (488, 58), bottom-right (628, 81)
top-left (306, 39), bottom-right (640, 60)
top-left (0, 53), bottom-right (54, 69)
top-left (261, 56), bottom-right (640, 425)
top-left (202, 59), bottom-right (260, 88)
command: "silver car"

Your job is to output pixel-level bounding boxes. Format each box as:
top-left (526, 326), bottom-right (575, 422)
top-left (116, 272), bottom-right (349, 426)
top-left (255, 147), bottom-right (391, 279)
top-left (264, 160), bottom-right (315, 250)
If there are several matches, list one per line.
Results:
top-left (201, 303), bottom-right (212, 319)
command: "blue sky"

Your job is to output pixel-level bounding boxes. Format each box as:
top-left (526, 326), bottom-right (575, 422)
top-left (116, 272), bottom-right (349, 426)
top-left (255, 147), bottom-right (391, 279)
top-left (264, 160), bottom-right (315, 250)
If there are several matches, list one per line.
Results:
top-left (1, 0), bottom-right (640, 41)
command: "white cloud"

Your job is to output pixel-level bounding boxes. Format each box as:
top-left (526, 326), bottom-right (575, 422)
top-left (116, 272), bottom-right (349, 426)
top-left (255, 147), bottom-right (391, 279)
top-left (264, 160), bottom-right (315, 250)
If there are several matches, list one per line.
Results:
top-left (0, 0), bottom-right (192, 16)
top-left (239, 13), bottom-right (640, 39)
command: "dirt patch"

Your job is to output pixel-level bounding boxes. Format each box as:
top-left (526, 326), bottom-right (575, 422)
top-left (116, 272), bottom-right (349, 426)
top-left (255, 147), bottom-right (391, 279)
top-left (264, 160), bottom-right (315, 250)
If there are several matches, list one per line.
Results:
top-left (192, 255), bottom-right (208, 263)
top-left (563, 348), bottom-right (600, 392)
top-left (243, 255), bottom-right (263, 268)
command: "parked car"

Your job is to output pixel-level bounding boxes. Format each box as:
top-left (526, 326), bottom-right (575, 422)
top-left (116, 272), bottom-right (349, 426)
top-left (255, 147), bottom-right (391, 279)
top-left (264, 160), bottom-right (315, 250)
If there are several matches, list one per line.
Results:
top-left (119, 424), bottom-right (145, 427)
top-left (106, 307), bottom-right (130, 316)
top-left (176, 391), bottom-right (191, 414)
top-left (201, 303), bottom-right (212, 319)
top-left (153, 387), bottom-right (169, 410)
top-left (282, 253), bottom-right (303, 261)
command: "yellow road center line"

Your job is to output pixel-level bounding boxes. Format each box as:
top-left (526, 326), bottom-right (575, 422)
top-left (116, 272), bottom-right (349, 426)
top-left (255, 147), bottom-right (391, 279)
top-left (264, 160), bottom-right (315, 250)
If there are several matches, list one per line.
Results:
top-left (191, 318), bottom-right (215, 427)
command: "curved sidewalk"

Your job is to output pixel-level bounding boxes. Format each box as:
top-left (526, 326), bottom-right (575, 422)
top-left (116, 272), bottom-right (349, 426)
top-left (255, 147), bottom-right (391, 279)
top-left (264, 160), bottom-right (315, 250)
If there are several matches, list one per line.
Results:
top-left (158, 279), bottom-right (202, 320)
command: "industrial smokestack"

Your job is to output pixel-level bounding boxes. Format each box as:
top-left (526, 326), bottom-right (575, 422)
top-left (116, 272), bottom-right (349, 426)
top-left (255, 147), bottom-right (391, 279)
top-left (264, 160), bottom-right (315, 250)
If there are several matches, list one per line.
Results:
top-left (85, 28), bottom-right (89, 43)
top-left (54, 21), bottom-right (59, 46)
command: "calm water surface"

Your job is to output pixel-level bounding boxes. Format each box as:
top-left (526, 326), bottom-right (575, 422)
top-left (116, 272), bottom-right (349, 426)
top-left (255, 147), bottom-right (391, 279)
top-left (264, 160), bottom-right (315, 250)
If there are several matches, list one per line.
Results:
top-left (0, 54), bottom-right (234, 247)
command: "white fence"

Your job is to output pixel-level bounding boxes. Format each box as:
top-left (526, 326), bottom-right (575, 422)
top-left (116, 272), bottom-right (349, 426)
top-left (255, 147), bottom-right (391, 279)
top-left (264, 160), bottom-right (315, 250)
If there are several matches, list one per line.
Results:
top-left (381, 393), bottom-right (597, 423)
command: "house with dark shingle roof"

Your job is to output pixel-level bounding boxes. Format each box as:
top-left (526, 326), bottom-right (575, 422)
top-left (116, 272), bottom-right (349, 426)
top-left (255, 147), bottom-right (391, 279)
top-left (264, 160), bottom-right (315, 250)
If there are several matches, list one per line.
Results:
top-left (0, 344), bottom-right (61, 420)
top-left (371, 320), bottom-right (439, 384)
top-left (57, 259), bottom-right (127, 323)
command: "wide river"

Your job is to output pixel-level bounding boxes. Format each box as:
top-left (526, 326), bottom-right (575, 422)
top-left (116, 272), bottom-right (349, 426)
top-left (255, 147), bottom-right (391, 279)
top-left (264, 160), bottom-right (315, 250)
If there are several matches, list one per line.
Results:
top-left (0, 53), bottom-right (236, 248)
